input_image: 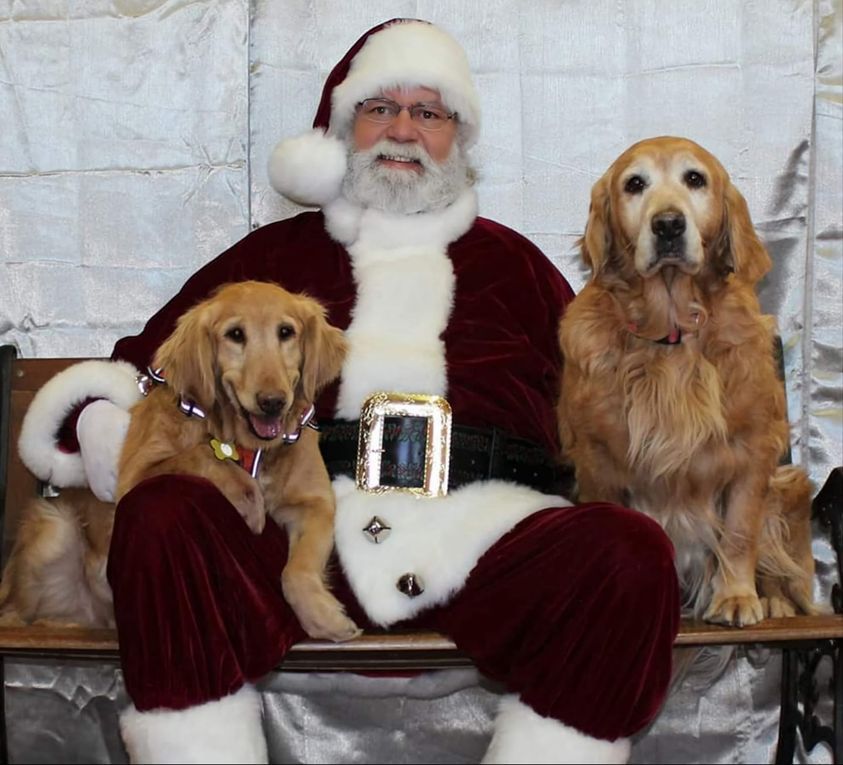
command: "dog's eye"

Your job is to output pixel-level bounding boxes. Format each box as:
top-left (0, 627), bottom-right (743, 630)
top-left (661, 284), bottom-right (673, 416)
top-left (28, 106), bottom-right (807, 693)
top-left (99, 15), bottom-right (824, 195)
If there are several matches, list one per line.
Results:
top-left (684, 170), bottom-right (707, 189)
top-left (278, 324), bottom-right (295, 341)
top-left (624, 175), bottom-right (646, 194)
top-left (225, 327), bottom-right (246, 344)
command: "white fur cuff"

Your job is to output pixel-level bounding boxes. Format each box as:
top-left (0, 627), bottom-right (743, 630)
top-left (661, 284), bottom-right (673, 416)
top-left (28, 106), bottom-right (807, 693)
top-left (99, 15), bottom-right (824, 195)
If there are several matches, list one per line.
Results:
top-left (119, 685), bottom-right (267, 764)
top-left (18, 359), bottom-right (141, 486)
top-left (482, 695), bottom-right (631, 765)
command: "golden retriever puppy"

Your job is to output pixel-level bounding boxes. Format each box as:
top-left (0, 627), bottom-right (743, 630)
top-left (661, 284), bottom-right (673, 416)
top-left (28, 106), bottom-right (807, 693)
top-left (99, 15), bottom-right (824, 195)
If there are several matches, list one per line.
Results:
top-left (1, 281), bottom-right (359, 642)
top-left (558, 136), bottom-right (814, 627)
top-left (0, 488), bottom-right (115, 628)
top-left (117, 280), bottom-right (359, 642)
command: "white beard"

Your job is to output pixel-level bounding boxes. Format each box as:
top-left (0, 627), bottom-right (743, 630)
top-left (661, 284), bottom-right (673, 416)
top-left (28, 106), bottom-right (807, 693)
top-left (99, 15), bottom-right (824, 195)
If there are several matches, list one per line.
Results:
top-left (341, 139), bottom-right (471, 214)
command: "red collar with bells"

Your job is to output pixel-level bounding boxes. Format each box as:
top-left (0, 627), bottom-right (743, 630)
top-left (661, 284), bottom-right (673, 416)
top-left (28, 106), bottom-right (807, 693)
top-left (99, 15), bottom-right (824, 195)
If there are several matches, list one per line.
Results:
top-left (137, 368), bottom-right (318, 479)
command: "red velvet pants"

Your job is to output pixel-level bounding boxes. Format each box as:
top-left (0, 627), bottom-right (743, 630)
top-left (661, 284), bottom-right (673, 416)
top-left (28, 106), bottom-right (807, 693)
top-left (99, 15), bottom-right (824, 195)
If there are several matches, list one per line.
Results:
top-left (107, 475), bottom-right (679, 741)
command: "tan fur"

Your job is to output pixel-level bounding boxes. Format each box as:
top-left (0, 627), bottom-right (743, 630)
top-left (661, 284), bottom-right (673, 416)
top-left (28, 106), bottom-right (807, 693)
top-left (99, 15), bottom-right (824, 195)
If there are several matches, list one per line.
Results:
top-left (0, 488), bottom-right (114, 628)
top-left (558, 136), bottom-right (815, 626)
top-left (1, 281), bottom-right (360, 641)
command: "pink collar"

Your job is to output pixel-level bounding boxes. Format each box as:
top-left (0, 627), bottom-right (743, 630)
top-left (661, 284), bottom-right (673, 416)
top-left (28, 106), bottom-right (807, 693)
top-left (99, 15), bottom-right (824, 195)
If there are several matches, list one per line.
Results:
top-left (626, 323), bottom-right (684, 345)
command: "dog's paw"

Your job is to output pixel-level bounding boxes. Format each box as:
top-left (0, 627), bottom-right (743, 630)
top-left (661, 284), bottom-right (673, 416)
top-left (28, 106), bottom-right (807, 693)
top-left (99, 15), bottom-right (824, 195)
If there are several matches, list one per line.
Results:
top-left (0, 611), bottom-right (28, 628)
top-left (704, 592), bottom-right (765, 627)
top-left (303, 607), bottom-right (362, 643)
top-left (285, 584), bottom-right (362, 642)
top-left (223, 476), bottom-right (266, 534)
top-left (761, 595), bottom-right (797, 619)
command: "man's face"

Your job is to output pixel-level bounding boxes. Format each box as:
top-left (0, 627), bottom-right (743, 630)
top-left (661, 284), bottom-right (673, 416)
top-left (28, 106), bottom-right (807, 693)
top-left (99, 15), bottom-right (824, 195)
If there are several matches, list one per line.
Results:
top-left (342, 86), bottom-right (470, 215)
top-left (351, 86), bottom-right (458, 164)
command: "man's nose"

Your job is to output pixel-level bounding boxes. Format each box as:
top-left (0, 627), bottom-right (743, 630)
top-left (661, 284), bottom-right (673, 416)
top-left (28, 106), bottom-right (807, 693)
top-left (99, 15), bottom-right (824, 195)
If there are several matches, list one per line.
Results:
top-left (385, 108), bottom-right (418, 141)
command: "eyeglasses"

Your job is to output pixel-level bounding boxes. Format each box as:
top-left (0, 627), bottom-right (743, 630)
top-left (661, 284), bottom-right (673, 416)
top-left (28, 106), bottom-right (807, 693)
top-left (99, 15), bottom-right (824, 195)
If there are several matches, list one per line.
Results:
top-left (355, 98), bottom-right (457, 132)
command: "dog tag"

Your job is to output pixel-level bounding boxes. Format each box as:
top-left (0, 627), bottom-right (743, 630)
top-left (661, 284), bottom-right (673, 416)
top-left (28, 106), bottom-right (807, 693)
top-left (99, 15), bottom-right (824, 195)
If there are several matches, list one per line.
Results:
top-left (210, 438), bottom-right (240, 462)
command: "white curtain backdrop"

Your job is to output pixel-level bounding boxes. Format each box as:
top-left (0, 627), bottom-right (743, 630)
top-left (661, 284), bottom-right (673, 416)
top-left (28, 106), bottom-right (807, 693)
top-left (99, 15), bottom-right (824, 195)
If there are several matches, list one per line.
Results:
top-left (0, 1), bottom-right (841, 763)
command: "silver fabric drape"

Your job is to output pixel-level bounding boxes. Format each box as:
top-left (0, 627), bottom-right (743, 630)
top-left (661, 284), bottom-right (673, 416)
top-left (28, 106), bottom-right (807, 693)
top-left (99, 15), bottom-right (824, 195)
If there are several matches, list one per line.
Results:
top-left (0, 1), bottom-right (841, 762)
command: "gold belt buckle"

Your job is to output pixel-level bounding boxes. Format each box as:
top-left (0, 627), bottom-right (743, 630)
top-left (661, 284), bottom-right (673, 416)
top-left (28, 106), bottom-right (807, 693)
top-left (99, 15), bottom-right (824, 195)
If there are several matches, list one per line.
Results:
top-left (356, 392), bottom-right (452, 497)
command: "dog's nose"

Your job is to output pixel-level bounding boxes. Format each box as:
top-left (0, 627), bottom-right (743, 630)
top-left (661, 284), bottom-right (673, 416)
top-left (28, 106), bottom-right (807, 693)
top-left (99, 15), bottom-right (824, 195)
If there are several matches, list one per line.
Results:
top-left (256, 393), bottom-right (285, 417)
top-left (652, 211), bottom-right (686, 240)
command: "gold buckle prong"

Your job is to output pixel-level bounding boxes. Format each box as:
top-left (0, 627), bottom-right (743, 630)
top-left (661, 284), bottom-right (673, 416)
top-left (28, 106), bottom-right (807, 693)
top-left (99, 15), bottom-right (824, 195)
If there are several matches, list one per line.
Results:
top-left (356, 392), bottom-right (452, 497)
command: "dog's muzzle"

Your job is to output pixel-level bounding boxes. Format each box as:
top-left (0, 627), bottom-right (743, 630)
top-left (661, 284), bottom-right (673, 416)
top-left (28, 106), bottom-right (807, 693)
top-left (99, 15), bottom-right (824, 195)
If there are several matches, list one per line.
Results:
top-left (652, 210), bottom-right (687, 260)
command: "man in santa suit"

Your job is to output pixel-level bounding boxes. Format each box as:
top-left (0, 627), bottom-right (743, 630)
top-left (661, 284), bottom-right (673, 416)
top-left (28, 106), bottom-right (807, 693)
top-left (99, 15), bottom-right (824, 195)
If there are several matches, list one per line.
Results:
top-left (19, 18), bottom-right (679, 764)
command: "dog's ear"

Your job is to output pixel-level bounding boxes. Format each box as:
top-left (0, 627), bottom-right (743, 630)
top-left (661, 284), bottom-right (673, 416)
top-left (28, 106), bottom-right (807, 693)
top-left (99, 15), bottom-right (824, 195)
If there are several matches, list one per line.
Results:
top-left (580, 173), bottom-right (614, 276)
top-left (152, 299), bottom-right (218, 409)
top-left (715, 182), bottom-right (772, 285)
top-left (296, 297), bottom-right (347, 403)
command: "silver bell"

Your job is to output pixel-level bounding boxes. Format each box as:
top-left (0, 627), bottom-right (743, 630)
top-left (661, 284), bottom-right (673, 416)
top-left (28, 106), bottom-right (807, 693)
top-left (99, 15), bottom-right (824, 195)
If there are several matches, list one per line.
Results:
top-left (396, 573), bottom-right (425, 598)
top-left (362, 516), bottom-right (392, 544)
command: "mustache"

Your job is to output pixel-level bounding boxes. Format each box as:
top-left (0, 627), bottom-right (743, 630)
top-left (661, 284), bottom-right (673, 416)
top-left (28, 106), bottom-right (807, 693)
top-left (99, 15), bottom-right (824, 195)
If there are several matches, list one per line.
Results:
top-left (342, 137), bottom-right (470, 214)
top-left (354, 140), bottom-right (437, 172)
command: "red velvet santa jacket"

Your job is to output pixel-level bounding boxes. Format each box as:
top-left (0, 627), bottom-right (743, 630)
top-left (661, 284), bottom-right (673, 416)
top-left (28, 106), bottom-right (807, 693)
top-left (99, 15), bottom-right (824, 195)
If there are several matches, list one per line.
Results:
top-left (20, 188), bottom-right (576, 625)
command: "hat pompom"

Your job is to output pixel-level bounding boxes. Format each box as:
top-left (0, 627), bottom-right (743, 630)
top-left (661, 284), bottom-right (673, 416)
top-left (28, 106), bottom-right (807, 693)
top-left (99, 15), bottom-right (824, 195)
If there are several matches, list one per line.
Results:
top-left (267, 129), bottom-right (348, 207)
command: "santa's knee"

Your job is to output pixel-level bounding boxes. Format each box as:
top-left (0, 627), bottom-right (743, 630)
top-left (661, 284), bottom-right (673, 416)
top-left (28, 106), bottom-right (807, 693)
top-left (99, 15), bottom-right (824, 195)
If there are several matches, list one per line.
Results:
top-left (107, 474), bottom-right (244, 598)
top-left (556, 503), bottom-right (679, 626)
top-left (115, 474), bottom-right (226, 537)
top-left (593, 504), bottom-right (677, 611)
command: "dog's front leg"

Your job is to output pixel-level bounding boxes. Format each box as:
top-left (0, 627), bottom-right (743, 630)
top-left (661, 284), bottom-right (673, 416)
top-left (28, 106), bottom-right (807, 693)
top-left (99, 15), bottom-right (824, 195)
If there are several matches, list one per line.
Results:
top-left (571, 444), bottom-right (628, 505)
top-left (209, 463), bottom-right (266, 535)
top-left (575, 467), bottom-right (627, 505)
top-left (138, 447), bottom-right (267, 534)
top-left (703, 471), bottom-right (768, 627)
top-left (278, 502), bottom-right (361, 642)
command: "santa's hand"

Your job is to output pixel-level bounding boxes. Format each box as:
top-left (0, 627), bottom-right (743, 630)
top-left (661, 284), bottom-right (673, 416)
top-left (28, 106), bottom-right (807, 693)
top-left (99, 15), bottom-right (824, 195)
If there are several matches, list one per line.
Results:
top-left (76, 399), bottom-right (131, 502)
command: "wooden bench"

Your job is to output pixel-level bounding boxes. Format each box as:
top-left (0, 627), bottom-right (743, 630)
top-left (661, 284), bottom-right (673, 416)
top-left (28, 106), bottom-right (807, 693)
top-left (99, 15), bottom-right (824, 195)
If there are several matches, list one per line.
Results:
top-left (0, 345), bottom-right (841, 763)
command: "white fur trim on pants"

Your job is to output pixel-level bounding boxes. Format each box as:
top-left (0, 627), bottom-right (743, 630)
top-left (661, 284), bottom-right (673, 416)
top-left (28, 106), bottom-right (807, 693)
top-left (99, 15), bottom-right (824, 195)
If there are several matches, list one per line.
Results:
top-left (482, 695), bottom-right (630, 765)
top-left (119, 685), bottom-right (268, 764)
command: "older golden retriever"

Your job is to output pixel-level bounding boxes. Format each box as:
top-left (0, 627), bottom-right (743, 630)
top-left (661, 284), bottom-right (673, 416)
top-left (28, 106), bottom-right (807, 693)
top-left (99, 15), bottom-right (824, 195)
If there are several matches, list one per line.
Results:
top-left (558, 136), bottom-right (814, 627)
top-left (1, 281), bottom-right (360, 642)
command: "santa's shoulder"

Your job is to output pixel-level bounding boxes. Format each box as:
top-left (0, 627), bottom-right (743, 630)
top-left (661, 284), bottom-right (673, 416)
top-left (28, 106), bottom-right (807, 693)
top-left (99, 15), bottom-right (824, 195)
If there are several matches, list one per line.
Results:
top-left (202, 211), bottom-right (345, 278)
top-left (460, 217), bottom-right (574, 297)
top-left (238, 210), bottom-right (330, 249)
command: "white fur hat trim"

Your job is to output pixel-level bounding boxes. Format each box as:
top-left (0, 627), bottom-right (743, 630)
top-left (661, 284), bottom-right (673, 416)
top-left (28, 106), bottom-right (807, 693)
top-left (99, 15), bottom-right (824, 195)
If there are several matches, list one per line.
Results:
top-left (331, 21), bottom-right (480, 146)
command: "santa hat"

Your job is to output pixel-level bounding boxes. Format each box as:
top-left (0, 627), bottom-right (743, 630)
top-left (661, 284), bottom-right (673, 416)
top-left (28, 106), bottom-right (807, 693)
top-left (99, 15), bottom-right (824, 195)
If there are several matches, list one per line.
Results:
top-left (268, 18), bottom-right (481, 207)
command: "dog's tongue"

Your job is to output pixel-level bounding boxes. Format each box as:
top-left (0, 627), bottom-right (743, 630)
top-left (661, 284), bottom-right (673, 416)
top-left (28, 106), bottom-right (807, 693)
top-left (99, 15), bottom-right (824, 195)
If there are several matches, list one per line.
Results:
top-left (667, 326), bottom-right (681, 343)
top-left (248, 413), bottom-right (282, 440)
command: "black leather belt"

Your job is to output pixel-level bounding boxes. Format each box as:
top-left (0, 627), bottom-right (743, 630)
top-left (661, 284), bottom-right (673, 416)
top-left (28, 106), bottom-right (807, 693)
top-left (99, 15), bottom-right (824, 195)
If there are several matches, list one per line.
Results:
top-left (318, 417), bottom-right (572, 496)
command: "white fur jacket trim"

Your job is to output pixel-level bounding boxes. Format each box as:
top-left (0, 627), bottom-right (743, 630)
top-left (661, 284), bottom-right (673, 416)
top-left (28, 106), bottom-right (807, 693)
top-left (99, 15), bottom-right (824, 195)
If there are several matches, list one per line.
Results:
top-left (18, 359), bottom-right (141, 487)
top-left (334, 476), bottom-right (570, 626)
top-left (325, 189), bottom-right (477, 419)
